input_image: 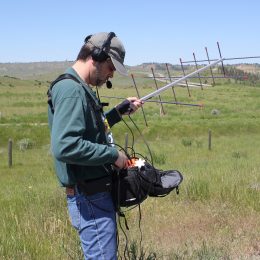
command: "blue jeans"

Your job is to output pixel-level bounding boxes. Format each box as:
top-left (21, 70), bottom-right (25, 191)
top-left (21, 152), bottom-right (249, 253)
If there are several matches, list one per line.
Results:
top-left (67, 191), bottom-right (117, 260)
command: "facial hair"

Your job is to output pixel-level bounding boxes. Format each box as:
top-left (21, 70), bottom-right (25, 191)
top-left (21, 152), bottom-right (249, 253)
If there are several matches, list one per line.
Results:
top-left (95, 63), bottom-right (106, 87)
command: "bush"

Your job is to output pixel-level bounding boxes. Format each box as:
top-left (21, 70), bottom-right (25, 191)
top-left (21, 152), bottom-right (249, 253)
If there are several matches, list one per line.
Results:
top-left (181, 138), bottom-right (192, 147)
top-left (17, 138), bottom-right (35, 151)
top-left (152, 152), bottom-right (166, 165)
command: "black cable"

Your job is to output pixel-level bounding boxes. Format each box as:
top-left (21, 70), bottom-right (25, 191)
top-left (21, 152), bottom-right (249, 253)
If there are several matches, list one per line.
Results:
top-left (138, 204), bottom-right (143, 255)
top-left (108, 142), bottom-right (133, 161)
top-left (125, 146), bottom-right (136, 158)
top-left (112, 113), bottom-right (155, 259)
top-left (117, 211), bottom-right (130, 259)
top-left (127, 115), bottom-right (154, 166)
top-left (95, 86), bottom-right (100, 101)
top-left (120, 116), bottom-right (135, 153)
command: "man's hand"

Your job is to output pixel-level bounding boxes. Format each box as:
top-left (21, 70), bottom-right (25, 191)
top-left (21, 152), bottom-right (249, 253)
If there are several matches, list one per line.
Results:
top-left (116, 97), bottom-right (143, 115)
top-left (114, 150), bottom-right (128, 169)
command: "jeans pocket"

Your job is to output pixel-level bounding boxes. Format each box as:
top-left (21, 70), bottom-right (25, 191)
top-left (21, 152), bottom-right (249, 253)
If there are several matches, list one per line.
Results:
top-left (67, 195), bottom-right (81, 230)
top-left (85, 192), bottom-right (115, 214)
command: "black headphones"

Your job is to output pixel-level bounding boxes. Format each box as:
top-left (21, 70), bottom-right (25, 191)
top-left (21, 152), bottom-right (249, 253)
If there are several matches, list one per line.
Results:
top-left (84, 32), bottom-right (116, 62)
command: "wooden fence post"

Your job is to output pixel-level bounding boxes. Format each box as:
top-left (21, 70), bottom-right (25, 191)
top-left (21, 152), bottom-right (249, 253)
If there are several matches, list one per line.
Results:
top-left (208, 130), bottom-right (212, 150)
top-left (8, 138), bottom-right (13, 167)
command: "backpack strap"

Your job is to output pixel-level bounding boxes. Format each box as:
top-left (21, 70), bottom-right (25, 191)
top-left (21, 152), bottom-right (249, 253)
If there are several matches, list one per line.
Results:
top-left (47, 73), bottom-right (110, 144)
top-left (47, 73), bottom-right (102, 114)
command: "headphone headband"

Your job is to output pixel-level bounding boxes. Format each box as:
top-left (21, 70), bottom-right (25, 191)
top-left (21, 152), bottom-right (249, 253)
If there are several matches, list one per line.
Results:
top-left (102, 32), bottom-right (116, 53)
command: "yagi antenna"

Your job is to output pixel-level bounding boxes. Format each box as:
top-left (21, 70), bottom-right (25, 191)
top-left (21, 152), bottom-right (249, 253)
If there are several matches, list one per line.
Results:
top-left (131, 74), bottom-right (149, 127)
top-left (140, 58), bottom-right (224, 102)
top-left (100, 95), bottom-right (203, 107)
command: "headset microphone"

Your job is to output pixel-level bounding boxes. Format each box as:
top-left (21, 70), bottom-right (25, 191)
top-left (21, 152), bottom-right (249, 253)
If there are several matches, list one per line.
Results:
top-left (106, 80), bottom-right (112, 89)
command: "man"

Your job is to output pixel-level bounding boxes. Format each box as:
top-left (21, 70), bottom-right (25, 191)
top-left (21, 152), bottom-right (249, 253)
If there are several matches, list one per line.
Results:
top-left (47, 32), bottom-right (143, 259)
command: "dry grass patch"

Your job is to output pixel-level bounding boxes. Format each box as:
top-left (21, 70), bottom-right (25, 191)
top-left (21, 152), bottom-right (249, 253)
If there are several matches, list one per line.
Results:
top-left (122, 199), bottom-right (260, 258)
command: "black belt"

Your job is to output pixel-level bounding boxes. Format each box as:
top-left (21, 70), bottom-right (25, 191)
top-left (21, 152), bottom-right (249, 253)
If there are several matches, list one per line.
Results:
top-left (65, 176), bottom-right (112, 196)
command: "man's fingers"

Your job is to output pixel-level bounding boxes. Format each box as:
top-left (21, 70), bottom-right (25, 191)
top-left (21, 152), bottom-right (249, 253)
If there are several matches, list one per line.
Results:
top-left (127, 98), bottom-right (143, 113)
top-left (114, 151), bottom-right (128, 169)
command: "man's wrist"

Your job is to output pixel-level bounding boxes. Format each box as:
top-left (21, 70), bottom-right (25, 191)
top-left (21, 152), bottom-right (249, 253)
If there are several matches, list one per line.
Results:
top-left (116, 99), bottom-right (131, 115)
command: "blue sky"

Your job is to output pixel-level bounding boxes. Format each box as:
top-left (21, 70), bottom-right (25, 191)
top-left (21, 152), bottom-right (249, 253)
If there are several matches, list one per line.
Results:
top-left (1, 0), bottom-right (259, 65)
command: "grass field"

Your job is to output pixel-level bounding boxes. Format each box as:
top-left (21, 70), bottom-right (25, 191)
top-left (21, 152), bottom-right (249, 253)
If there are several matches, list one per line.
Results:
top-left (0, 74), bottom-right (260, 259)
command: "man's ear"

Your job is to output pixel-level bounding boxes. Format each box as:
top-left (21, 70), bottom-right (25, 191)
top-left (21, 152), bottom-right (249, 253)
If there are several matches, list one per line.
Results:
top-left (87, 56), bottom-right (97, 67)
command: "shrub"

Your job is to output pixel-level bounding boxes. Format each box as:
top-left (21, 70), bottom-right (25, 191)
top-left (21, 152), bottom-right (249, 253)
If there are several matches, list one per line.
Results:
top-left (17, 138), bottom-right (35, 151)
top-left (181, 138), bottom-right (192, 147)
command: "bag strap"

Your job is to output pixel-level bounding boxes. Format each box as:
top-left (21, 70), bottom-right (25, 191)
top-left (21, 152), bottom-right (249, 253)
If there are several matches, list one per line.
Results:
top-left (47, 72), bottom-right (110, 147)
top-left (47, 73), bottom-right (102, 114)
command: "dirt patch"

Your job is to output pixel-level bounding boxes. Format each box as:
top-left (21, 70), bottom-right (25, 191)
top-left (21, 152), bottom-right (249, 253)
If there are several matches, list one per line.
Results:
top-left (236, 64), bottom-right (260, 74)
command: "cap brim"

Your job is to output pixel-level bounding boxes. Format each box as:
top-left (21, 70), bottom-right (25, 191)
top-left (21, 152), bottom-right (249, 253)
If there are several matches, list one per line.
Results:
top-left (110, 56), bottom-right (128, 76)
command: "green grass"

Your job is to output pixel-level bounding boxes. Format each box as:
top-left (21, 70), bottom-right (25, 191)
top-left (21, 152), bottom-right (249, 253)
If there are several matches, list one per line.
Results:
top-left (0, 75), bottom-right (260, 259)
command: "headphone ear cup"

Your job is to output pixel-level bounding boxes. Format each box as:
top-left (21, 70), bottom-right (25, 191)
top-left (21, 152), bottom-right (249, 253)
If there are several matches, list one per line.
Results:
top-left (91, 48), bottom-right (101, 61)
top-left (92, 48), bottom-right (108, 62)
top-left (90, 32), bottom-right (116, 62)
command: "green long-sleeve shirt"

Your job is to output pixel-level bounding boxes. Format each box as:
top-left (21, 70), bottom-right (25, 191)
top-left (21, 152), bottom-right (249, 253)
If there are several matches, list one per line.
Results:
top-left (48, 68), bottom-right (121, 186)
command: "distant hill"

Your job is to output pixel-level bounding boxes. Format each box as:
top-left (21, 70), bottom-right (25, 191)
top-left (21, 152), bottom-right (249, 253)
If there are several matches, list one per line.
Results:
top-left (0, 61), bottom-right (73, 80)
top-left (0, 61), bottom-right (259, 80)
top-left (0, 61), bottom-right (202, 80)
top-left (129, 62), bottom-right (184, 72)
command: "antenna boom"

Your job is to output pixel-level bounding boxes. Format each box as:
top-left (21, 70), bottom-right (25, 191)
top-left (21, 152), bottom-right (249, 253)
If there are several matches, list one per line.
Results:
top-left (141, 58), bottom-right (224, 101)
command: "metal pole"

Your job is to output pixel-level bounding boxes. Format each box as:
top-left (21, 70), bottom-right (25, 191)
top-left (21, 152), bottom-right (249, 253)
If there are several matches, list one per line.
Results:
top-left (180, 58), bottom-right (191, 97)
top-left (8, 139), bottom-right (13, 168)
top-left (151, 67), bottom-right (166, 115)
top-left (205, 47), bottom-right (216, 85)
top-left (100, 95), bottom-right (203, 107)
top-left (165, 63), bottom-right (177, 102)
top-left (144, 75), bottom-right (245, 79)
top-left (217, 42), bottom-right (226, 76)
top-left (140, 58), bottom-right (224, 102)
top-left (208, 129), bottom-right (212, 150)
top-left (131, 74), bottom-right (148, 127)
top-left (180, 55), bottom-right (260, 63)
top-left (193, 52), bottom-right (203, 90)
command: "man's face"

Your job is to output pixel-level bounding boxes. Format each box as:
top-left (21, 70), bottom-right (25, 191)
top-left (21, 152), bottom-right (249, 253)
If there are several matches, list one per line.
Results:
top-left (92, 58), bottom-right (116, 87)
